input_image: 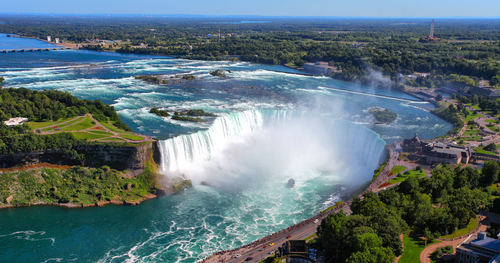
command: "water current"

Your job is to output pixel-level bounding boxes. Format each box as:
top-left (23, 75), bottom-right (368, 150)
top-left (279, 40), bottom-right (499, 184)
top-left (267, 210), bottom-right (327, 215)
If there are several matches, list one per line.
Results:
top-left (0, 38), bottom-right (452, 263)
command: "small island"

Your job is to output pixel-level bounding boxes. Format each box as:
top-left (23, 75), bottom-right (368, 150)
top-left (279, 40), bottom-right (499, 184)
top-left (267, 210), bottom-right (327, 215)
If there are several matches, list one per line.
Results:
top-left (209, 69), bottom-right (226, 77)
top-left (150, 107), bottom-right (170, 117)
top-left (370, 108), bottom-right (398, 123)
top-left (170, 109), bottom-right (217, 122)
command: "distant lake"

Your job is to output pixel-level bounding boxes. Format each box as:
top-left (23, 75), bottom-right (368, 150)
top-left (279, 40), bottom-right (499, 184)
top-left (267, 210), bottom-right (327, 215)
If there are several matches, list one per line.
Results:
top-left (0, 33), bottom-right (58, 51)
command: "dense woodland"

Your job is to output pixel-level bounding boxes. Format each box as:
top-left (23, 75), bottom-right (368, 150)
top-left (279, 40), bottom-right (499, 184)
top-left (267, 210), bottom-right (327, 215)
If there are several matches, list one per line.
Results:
top-left (318, 163), bottom-right (498, 263)
top-left (2, 16), bottom-right (499, 86)
top-left (0, 84), bottom-right (134, 155)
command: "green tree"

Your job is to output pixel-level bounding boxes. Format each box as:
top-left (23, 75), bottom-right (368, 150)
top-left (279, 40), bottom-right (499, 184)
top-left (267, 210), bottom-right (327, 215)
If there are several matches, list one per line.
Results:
top-left (481, 161), bottom-right (500, 187)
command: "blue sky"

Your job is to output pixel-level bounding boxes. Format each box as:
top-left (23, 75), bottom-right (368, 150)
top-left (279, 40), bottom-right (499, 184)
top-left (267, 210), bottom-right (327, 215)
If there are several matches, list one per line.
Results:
top-left (1, 0), bottom-right (499, 17)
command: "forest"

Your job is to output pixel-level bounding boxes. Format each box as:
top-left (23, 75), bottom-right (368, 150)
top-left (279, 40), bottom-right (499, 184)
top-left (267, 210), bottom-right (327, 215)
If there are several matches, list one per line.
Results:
top-left (1, 16), bottom-right (500, 87)
top-left (317, 163), bottom-right (498, 263)
top-left (0, 85), bottom-right (134, 155)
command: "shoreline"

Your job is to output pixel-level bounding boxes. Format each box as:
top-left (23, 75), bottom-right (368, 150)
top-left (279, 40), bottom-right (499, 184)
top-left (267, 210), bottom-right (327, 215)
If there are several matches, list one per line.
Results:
top-left (0, 193), bottom-right (157, 210)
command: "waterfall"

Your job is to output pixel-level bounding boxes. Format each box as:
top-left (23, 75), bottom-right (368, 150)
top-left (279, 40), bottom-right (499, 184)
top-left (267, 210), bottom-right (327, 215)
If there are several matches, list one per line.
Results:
top-left (158, 110), bottom-right (386, 181)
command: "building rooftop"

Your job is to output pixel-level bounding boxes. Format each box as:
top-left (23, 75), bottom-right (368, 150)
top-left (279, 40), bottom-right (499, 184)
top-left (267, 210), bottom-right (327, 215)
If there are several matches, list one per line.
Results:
top-left (471, 237), bottom-right (500, 253)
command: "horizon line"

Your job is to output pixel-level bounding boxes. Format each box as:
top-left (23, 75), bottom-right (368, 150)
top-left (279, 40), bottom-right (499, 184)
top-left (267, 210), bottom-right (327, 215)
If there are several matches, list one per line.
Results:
top-left (0, 12), bottom-right (500, 20)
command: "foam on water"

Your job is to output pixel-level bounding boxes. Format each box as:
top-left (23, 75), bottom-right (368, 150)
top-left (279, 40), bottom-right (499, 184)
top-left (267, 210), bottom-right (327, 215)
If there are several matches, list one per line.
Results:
top-left (0, 52), bottom-right (455, 263)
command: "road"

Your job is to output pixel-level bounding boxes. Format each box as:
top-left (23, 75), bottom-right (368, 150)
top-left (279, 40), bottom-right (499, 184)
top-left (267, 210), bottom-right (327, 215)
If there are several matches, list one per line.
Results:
top-left (203, 203), bottom-right (353, 263)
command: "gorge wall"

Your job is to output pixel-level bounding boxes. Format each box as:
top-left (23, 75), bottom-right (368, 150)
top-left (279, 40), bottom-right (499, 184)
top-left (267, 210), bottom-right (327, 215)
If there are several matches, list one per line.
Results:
top-left (0, 141), bottom-right (162, 177)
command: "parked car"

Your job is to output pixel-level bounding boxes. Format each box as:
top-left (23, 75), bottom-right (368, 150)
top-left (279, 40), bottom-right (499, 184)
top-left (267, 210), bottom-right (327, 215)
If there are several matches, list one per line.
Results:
top-left (235, 254), bottom-right (241, 258)
top-left (245, 257), bottom-right (253, 261)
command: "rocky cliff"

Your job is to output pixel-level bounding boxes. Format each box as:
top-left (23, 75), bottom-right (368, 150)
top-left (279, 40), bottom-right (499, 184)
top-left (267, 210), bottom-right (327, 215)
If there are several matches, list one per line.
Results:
top-left (0, 141), bottom-right (162, 177)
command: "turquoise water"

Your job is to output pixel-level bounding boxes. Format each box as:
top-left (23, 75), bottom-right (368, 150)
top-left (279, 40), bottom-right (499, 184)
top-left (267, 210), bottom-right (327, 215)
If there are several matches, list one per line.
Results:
top-left (0, 46), bottom-right (452, 262)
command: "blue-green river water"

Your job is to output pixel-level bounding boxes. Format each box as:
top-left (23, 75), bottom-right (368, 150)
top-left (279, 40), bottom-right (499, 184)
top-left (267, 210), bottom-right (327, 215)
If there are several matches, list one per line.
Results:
top-left (0, 35), bottom-right (452, 263)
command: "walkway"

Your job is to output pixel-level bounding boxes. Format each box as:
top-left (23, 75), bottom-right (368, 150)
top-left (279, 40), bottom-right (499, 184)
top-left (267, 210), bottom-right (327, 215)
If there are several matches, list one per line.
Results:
top-left (420, 215), bottom-right (488, 263)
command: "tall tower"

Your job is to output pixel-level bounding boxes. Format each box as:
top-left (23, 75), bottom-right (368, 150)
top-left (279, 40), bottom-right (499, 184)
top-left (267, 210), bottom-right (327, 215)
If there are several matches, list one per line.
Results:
top-left (429, 19), bottom-right (435, 39)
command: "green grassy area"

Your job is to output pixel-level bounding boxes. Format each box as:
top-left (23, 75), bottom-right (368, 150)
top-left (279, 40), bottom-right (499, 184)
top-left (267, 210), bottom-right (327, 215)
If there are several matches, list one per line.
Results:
top-left (390, 166), bottom-right (406, 175)
top-left (60, 116), bottom-right (95, 131)
top-left (474, 147), bottom-right (497, 155)
top-left (387, 169), bottom-right (426, 185)
top-left (463, 129), bottom-right (482, 137)
top-left (399, 235), bottom-right (441, 263)
top-left (0, 165), bottom-right (158, 206)
top-left (28, 117), bottom-right (77, 129)
top-left (88, 130), bottom-right (114, 136)
top-left (304, 233), bottom-right (317, 241)
top-left (440, 218), bottom-right (477, 239)
top-left (100, 138), bottom-right (127, 142)
top-left (430, 245), bottom-right (454, 263)
top-left (119, 133), bottom-right (144, 141)
top-left (284, 62), bottom-right (298, 69)
top-left (101, 121), bottom-right (126, 133)
top-left (459, 111), bottom-right (483, 123)
top-left (71, 132), bottom-right (111, 140)
top-left (40, 117), bottom-right (84, 131)
top-left (485, 119), bottom-right (499, 123)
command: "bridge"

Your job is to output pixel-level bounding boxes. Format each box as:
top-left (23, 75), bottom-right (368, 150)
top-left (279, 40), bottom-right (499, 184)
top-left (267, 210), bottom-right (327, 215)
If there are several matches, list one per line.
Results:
top-left (1, 47), bottom-right (72, 53)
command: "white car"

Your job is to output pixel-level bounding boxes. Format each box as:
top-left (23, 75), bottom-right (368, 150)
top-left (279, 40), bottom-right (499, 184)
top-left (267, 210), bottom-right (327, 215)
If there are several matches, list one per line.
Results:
top-left (235, 254), bottom-right (241, 258)
top-left (313, 219), bottom-right (319, 224)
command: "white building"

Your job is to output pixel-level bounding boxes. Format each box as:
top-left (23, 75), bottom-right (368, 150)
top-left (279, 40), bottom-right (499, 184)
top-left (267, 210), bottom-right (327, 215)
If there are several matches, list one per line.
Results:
top-left (55, 38), bottom-right (60, 44)
top-left (47, 36), bottom-right (51, 42)
top-left (4, 117), bottom-right (29, 127)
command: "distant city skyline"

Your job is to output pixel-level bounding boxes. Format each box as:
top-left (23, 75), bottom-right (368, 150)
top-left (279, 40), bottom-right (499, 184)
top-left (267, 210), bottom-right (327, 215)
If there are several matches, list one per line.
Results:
top-left (2, 0), bottom-right (500, 18)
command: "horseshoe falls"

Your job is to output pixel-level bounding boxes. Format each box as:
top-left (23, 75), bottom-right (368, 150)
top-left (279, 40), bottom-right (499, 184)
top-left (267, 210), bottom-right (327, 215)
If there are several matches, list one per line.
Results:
top-left (0, 49), bottom-right (453, 263)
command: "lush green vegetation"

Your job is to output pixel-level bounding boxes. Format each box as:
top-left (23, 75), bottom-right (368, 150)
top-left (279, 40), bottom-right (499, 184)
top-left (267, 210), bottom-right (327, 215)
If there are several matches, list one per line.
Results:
top-left (399, 235), bottom-right (440, 263)
top-left (370, 109), bottom-right (397, 123)
top-left (119, 134), bottom-right (145, 141)
top-left (439, 217), bottom-right (477, 239)
top-left (430, 245), bottom-right (453, 263)
top-left (431, 105), bottom-right (464, 136)
top-left (387, 168), bottom-right (426, 185)
top-left (317, 163), bottom-right (497, 263)
top-left (371, 157), bottom-right (388, 181)
top-left (209, 69), bottom-right (226, 77)
top-left (172, 115), bottom-right (205, 122)
top-left (186, 109), bottom-right (217, 117)
top-left (150, 107), bottom-right (170, 117)
top-left (390, 166), bottom-right (406, 175)
top-left (0, 165), bottom-right (158, 206)
top-left (0, 87), bottom-right (131, 131)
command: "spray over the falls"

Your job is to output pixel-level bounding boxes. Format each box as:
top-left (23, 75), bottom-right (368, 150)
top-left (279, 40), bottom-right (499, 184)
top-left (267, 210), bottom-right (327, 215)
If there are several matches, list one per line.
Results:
top-left (158, 110), bottom-right (386, 190)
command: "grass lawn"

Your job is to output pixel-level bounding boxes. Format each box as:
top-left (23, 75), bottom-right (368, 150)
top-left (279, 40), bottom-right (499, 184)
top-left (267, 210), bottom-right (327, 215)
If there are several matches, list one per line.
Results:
top-left (390, 166), bottom-right (406, 175)
top-left (388, 169), bottom-right (426, 184)
top-left (284, 62), bottom-right (298, 69)
top-left (463, 129), bottom-right (481, 137)
top-left (485, 119), bottom-right (499, 123)
top-left (440, 218), bottom-right (477, 239)
top-left (61, 116), bottom-right (95, 131)
top-left (119, 134), bottom-right (144, 141)
top-left (473, 147), bottom-right (497, 155)
top-left (99, 137), bottom-right (127, 142)
top-left (459, 111), bottom-right (483, 123)
top-left (88, 130), bottom-right (114, 136)
top-left (101, 121), bottom-right (126, 133)
top-left (71, 132), bottom-right (111, 140)
top-left (28, 117), bottom-right (77, 129)
top-left (399, 235), bottom-right (441, 263)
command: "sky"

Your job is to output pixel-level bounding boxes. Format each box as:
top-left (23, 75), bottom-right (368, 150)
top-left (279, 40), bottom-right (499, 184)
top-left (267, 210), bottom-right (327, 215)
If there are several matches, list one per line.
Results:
top-left (1, 0), bottom-right (500, 18)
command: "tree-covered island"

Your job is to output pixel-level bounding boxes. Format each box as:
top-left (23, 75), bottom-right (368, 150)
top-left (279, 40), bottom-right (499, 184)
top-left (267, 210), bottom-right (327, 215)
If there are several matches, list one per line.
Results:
top-left (370, 108), bottom-right (398, 123)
